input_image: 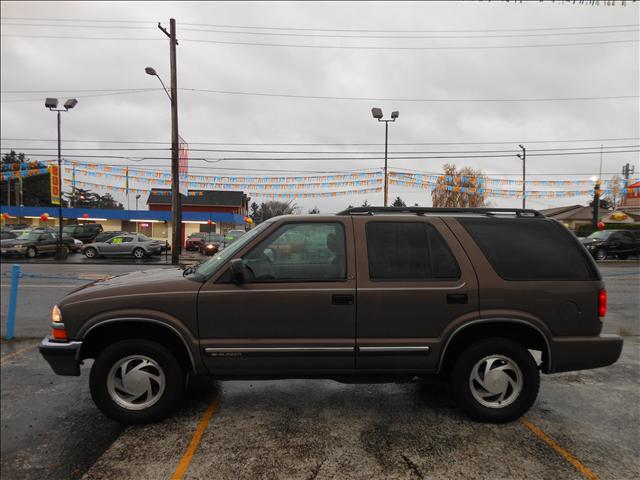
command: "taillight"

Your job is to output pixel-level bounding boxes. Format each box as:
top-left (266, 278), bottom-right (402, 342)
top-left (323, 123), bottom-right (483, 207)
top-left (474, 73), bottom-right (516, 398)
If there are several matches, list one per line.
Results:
top-left (598, 289), bottom-right (607, 317)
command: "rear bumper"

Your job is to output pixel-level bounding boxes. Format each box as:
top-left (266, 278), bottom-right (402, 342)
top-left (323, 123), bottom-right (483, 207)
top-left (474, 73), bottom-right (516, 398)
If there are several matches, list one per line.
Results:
top-left (549, 334), bottom-right (623, 373)
top-left (38, 337), bottom-right (82, 376)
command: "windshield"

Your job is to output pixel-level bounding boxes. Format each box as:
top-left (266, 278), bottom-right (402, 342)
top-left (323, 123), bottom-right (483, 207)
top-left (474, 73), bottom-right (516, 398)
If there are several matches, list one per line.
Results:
top-left (206, 234), bottom-right (223, 242)
top-left (138, 233), bottom-right (151, 241)
top-left (62, 226), bottom-right (74, 233)
top-left (193, 223), bottom-right (269, 278)
top-left (587, 231), bottom-right (613, 240)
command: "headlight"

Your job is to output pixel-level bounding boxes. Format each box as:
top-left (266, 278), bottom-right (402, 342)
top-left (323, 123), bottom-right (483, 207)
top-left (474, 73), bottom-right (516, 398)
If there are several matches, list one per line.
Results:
top-left (13, 244), bottom-right (23, 248)
top-left (206, 244), bottom-right (214, 249)
top-left (52, 305), bottom-right (62, 323)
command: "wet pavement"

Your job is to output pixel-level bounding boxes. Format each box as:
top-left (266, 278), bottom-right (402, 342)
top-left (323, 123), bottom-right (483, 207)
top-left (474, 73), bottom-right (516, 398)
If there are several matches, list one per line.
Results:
top-left (0, 262), bottom-right (638, 480)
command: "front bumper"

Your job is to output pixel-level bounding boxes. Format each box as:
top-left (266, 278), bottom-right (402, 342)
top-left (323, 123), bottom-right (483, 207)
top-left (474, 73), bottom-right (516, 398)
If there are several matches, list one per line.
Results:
top-left (38, 337), bottom-right (83, 376)
top-left (549, 334), bottom-right (623, 373)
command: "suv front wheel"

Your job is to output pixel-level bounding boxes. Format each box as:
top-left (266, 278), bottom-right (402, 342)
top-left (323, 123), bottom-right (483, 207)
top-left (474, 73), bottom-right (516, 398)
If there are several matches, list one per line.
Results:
top-left (450, 338), bottom-right (540, 423)
top-left (89, 339), bottom-right (185, 424)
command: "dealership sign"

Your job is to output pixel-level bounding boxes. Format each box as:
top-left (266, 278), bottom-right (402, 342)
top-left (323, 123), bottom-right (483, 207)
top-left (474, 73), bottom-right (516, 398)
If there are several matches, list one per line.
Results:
top-left (49, 165), bottom-right (60, 205)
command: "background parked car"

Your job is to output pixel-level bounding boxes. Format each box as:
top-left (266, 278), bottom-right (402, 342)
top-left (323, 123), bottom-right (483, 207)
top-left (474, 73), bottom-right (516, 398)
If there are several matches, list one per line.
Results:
top-left (1, 229), bottom-right (16, 240)
top-left (223, 229), bottom-right (247, 246)
top-left (82, 233), bottom-right (164, 259)
top-left (199, 233), bottom-right (224, 255)
top-left (1, 230), bottom-right (75, 258)
top-left (185, 232), bottom-right (207, 251)
top-left (92, 231), bottom-right (127, 243)
top-left (580, 229), bottom-right (640, 260)
top-left (62, 223), bottom-right (104, 243)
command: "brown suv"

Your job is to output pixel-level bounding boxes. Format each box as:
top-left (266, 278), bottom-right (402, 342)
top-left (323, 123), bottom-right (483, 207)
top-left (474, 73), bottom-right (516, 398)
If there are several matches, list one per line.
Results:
top-left (39, 207), bottom-right (622, 424)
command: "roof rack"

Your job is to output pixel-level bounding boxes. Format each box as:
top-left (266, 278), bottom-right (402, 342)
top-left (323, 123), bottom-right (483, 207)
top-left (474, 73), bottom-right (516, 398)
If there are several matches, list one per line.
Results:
top-left (336, 206), bottom-right (545, 218)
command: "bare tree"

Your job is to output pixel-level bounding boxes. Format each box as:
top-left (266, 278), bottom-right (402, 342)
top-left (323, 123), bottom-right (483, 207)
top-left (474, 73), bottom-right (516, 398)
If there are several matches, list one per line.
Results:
top-left (602, 175), bottom-right (623, 209)
top-left (258, 200), bottom-right (298, 221)
top-left (431, 163), bottom-right (487, 208)
top-left (392, 196), bottom-right (406, 207)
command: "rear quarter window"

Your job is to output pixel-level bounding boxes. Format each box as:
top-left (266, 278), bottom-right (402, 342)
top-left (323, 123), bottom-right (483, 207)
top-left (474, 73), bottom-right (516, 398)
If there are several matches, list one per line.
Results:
top-left (458, 217), bottom-right (598, 281)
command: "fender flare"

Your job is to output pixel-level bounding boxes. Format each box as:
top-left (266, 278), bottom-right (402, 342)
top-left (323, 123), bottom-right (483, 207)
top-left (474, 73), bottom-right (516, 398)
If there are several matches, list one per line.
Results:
top-left (436, 317), bottom-right (553, 373)
top-left (79, 317), bottom-right (197, 372)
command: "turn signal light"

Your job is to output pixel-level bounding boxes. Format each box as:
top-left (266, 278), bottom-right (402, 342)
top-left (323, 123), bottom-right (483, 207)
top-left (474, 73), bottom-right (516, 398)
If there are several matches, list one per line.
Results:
top-left (51, 327), bottom-right (68, 341)
top-left (598, 289), bottom-right (607, 317)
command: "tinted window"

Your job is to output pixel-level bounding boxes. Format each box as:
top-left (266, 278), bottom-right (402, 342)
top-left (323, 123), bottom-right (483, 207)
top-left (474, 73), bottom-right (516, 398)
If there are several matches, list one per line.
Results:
top-left (243, 222), bottom-right (346, 282)
top-left (366, 222), bottom-right (459, 281)
top-left (459, 218), bottom-right (598, 281)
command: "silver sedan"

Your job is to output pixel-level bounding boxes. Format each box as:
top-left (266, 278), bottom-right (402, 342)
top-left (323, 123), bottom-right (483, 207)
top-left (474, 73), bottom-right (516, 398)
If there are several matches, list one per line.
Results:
top-left (82, 233), bottom-right (163, 259)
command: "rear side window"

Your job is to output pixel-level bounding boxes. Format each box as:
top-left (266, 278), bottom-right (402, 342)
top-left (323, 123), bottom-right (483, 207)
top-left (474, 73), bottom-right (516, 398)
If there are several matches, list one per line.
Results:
top-left (366, 222), bottom-right (460, 281)
top-left (459, 218), bottom-right (597, 281)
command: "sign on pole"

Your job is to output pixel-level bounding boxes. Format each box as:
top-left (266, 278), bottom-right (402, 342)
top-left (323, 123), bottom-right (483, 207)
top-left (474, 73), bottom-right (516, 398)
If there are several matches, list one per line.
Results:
top-left (178, 135), bottom-right (189, 195)
top-left (49, 165), bottom-right (60, 205)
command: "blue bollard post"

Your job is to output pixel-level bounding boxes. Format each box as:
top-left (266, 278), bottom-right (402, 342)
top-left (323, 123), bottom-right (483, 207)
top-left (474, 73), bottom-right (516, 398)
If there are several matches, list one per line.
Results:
top-left (6, 264), bottom-right (20, 340)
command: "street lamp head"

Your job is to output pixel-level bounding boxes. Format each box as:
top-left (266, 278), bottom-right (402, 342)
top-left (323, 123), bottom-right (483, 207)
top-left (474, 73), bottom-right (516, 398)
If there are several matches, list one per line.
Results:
top-left (391, 111), bottom-right (399, 119)
top-left (591, 176), bottom-right (599, 182)
top-left (519, 144), bottom-right (524, 149)
top-left (64, 98), bottom-right (78, 110)
top-left (145, 67), bottom-right (157, 76)
top-left (371, 107), bottom-right (383, 119)
top-left (45, 98), bottom-right (58, 109)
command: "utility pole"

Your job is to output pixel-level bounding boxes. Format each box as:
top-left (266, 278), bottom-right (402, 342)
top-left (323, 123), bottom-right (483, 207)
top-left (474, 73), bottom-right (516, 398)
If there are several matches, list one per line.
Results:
top-left (517, 145), bottom-right (526, 209)
top-left (158, 18), bottom-right (181, 264)
top-left (384, 120), bottom-right (389, 207)
top-left (592, 178), bottom-right (601, 229)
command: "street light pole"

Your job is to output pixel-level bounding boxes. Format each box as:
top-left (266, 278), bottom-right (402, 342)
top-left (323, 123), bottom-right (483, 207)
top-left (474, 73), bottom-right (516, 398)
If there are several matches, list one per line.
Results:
top-left (45, 97), bottom-right (77, 260)
top-left (150, 18), bottom-right (181, 264)
top-left (371, 108), bottom-right (399, 207)
top-left (517, 145), bottom-right (526, 209)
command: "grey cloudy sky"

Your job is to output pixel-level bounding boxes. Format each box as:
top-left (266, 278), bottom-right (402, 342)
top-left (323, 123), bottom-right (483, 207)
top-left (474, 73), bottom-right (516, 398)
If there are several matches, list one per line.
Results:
top-left (1, 0), bottom-right (638, 212)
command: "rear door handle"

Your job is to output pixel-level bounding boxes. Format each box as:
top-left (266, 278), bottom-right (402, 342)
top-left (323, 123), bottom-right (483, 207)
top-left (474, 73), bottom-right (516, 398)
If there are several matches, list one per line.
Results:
top-left (447, 293), bottom-right (468, 304)
top-left (332, 294), bottom-right (354, 306)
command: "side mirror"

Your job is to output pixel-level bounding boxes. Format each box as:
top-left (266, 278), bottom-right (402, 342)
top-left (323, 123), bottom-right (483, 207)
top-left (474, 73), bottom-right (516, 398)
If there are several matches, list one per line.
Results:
top-left (229, 258), bottom-right (245, 284)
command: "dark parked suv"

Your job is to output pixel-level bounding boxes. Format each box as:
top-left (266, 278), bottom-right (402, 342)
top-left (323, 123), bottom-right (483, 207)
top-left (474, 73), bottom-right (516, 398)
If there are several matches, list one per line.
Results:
top-left (62, 223), bottom-right (104, 243)
top-left (580, 229), bottom-right (640, 260)
top-left (39, 207), bottom-right (622, 424)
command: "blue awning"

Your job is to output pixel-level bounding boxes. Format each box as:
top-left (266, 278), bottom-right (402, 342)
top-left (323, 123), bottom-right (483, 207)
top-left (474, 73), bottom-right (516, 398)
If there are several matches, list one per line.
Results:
top-left (0, 206), bottom-right (245, 224)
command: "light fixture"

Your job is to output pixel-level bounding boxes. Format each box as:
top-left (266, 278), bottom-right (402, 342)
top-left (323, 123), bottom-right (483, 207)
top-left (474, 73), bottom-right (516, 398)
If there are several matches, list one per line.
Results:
top-left (76, 217), bottom-right (107, 221)
top-left (371, 107), bottom-right (383, 119)
top-left (391, 111), bottom-right (399, 119)
top-left (591, 176), bottom-right (599, 182)
top-left (45, 98), bottom-right (58, 109)
top-left (145, 66), bottom-right (157, 76)
top-left (64, 99), bottom-right (78, 110)
top-left (130, 219), bottom-right (162, 223)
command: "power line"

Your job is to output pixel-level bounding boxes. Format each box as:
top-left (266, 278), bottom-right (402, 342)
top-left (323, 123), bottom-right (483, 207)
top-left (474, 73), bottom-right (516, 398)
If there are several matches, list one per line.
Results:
top-left (3, 86), bottom-right (636, 103)
top-left (2, 17), bottom-right (636, 32)
top-left (2, 33), bottom-right (637, 49)
top-left (4, 144), bottom-right (637, 154)
top-left (0, 89), bottom-right (162, 103)
top-left (177, 22), bottom-right (640, 34)
top-left (3, 21), bottom-right (638, 38)
top-left (179, 87), bottom-right (639, 103)
top-left (2, 136), bottom-right (638, 146)
top-left (180, 37), bottom-right (640, 50)
top-left (5, 149), bottom-right (638, 161)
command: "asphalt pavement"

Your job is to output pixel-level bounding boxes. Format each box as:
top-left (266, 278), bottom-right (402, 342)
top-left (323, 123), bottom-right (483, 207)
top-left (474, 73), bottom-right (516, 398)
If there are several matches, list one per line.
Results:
top-left (1, 261), bottom-right (638, 480)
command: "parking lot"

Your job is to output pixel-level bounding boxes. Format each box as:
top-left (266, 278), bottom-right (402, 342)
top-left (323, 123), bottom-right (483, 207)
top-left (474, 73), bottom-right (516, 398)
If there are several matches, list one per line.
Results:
top-left (1, 262), bottom-right (639, 480)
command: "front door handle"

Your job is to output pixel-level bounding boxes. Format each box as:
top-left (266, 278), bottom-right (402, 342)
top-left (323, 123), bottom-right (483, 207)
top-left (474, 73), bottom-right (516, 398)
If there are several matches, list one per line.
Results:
top-left (447, 293), bottom-right (468, 304)
top-left (332, 294), bottom-right (354, 306)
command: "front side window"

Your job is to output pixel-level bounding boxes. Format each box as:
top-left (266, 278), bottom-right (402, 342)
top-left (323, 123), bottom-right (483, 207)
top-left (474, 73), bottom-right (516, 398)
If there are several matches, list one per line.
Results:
top-left (243, 222), bottom-right (346, 282)
top-left (366, 222), bottom-right (460, 281)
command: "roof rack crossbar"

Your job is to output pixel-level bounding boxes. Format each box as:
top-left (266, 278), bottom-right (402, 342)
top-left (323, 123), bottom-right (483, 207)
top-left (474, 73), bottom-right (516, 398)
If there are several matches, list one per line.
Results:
top-left (336, 206), bottom-right (545, 217)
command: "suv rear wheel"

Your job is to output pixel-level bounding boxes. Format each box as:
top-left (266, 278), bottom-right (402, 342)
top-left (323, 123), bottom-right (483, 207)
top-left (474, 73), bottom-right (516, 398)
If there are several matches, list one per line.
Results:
top-left (450, 338), bottom-right (539, 423)
top-left (89, 339), bottom-right (185, 424)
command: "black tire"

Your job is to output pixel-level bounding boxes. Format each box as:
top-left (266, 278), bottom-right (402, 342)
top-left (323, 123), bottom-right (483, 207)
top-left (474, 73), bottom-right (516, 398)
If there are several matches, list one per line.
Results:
top-left (450, 337), bottom-right (540, 423)
top-left (132, 247), bottom-right (146, 259)
top-left (25, 246), bottom-right (37, 258)
top-left (89, 339), bottom-right (185, 424)
top-left (84, 247), bottom-right (98, 259)
top-left (595, 249), bottom-right (607, 261)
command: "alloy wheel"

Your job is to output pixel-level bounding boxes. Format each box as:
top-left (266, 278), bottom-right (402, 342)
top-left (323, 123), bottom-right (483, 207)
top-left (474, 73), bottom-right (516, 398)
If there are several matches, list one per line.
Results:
top-left (469, 354), bottom-right (523, 409)
top-left (106, 355), bottom-right (166, 411)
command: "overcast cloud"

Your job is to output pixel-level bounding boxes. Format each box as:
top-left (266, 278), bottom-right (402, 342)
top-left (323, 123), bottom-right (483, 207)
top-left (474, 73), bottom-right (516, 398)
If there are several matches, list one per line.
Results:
top-left (1, 1), bottom-right (638, 212)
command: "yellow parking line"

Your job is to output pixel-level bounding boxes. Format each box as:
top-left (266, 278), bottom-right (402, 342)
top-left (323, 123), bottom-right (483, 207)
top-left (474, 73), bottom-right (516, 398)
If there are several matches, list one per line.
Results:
top-left (171, 396), bottom-right (221, 480)
top-left (0, 343), bottom-right (38, 365)
top-left (521, 417), bottom-right (599, 480)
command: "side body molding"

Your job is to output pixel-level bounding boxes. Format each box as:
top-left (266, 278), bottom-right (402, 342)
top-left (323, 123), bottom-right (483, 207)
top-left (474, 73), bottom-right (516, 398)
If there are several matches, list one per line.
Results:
top-left (79, 317), bottom-right (198, 372)
top-left (436, 318), bottom-right (553, 373)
